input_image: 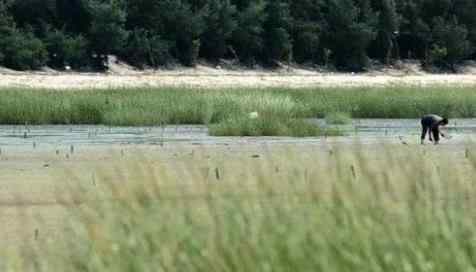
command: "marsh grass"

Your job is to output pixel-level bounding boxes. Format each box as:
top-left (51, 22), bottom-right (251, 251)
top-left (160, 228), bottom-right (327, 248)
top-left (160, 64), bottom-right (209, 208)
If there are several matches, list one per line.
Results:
top-left (1, 86), bottom-right (476, 136)
top-left (325, 112), bottom-right (352, 125)
top-left (9, 144), bottom-right (476, 271)
top-left (209, 115), bottom-right (341, 137)
top-left (1, 86), bottom-right (476, 126)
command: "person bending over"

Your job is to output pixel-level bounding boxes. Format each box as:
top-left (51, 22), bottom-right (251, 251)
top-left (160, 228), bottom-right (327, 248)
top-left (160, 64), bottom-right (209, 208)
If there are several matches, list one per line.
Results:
top-left (421, 114), bottom-right (449, 145)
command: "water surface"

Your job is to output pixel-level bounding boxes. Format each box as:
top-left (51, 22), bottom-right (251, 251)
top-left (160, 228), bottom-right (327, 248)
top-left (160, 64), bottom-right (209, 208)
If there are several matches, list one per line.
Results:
top-left (0, 119), bottom-right (474, 151)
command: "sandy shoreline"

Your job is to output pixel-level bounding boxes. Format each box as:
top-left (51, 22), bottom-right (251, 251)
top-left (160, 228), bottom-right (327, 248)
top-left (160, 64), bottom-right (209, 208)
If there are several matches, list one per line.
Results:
top-left (1, 71), bottom-right (476, 89)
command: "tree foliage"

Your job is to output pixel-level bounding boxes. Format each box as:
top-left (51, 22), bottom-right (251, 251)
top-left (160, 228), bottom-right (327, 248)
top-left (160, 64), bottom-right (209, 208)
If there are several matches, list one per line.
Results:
top-left (0, 0), bottom-right (474, 71)
top-left (324, 0), bottom-right (377, 70)
top-left (201, 0), bottom-right (237, 61)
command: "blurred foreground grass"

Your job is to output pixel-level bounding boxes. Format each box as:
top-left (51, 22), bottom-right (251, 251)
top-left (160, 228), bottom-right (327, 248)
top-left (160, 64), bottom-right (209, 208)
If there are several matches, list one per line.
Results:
top-left (3, 143), bottom-right (476, 271)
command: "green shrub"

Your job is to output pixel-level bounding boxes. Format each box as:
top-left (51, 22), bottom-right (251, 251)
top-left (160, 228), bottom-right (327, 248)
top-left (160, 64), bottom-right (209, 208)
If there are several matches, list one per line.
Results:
top-left (122, 29), bottom-right (172, 68)
top-left (0, 29), bottom-right (48, 70)
top-left (45, 29), bottom-right (89, 69)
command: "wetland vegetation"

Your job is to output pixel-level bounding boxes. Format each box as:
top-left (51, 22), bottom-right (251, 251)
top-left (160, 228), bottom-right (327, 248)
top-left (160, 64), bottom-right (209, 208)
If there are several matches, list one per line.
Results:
top-left (1, 86), bottom-right (476, 136)
top-left (7, 145), bottom-right (476, 271)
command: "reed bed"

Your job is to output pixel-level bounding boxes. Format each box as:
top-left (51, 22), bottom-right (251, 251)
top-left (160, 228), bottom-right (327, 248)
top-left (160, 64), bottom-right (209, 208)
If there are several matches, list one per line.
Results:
top-left (1, 86), bottom-right (476, 127)
top-left (208, 115), bottom-right (341, 137)
top-left (324, 112), bottom-right (352, 125)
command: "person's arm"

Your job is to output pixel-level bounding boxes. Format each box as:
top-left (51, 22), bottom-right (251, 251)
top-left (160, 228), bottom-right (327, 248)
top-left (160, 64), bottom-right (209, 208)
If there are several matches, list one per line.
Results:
top-left (438, 119), bottom-right (449, 138)
top-left (440, 130), bottom-right (452, 139)
top-left (437, 124), bottom-right (447, 138)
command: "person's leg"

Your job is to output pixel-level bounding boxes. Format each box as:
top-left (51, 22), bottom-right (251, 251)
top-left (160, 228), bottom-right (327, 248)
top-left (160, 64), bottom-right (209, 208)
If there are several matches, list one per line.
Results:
top-left (432, 128), bottom-right (440, 144)
top-left (421, 125), bottom-right (428, 144)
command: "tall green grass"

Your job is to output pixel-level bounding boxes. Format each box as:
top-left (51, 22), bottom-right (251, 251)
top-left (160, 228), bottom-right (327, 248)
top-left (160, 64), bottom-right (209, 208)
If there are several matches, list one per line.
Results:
top-left (325, 112), bottom-right (352, 125)
top-left (209, 115), bottom-right (341, 136)
top-left (11, 145), bottom-right (476, 271)
top-left (1, 86), bottom-right (476, 126)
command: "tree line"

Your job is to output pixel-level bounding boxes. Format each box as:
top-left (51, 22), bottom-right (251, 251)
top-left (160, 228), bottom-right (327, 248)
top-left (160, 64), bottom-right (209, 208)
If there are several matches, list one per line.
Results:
top-left (0, 0), bottom-right (475, 72)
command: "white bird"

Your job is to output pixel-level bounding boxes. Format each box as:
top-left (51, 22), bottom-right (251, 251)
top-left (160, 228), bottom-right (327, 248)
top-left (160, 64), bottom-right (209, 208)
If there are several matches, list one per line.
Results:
top-left (249, 112), bottom-right (259, 119)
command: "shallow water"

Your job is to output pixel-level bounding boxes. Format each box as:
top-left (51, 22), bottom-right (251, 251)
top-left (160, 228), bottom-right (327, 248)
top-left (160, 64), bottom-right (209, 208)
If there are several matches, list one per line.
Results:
top-left (314, 118), bottom-right (476, 135)
top-left (0, 119), bottom-right (474, 151)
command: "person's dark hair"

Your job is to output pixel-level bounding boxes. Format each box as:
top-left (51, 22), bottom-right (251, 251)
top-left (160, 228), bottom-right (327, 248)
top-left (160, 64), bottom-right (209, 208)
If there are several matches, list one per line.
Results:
top-left (441, 117), bottom-right (449, 125)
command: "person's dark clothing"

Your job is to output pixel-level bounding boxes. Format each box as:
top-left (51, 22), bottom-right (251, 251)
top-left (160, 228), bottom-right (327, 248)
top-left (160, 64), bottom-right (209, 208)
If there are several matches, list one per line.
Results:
top-left (421, 114), bottom-right (444, 142)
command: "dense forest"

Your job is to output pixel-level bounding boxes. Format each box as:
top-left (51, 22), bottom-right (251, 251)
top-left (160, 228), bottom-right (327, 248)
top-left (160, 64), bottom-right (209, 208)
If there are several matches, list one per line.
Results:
top-left (0, 0), bottom-right (475, 71)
